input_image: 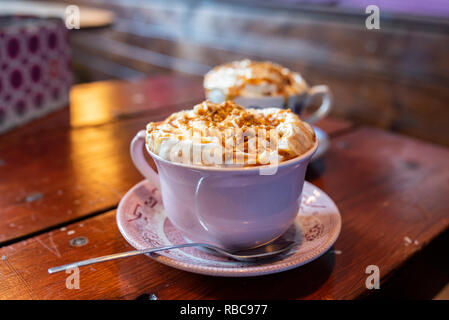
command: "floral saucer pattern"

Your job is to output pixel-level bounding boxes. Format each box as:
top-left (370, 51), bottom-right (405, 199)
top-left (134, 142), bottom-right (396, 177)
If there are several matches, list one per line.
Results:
top-left (117, 180), bottom-right (341, 277)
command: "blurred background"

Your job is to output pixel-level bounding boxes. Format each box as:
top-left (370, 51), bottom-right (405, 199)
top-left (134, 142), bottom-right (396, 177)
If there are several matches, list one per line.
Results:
top-left (1, 0), bottom-right (448, 146)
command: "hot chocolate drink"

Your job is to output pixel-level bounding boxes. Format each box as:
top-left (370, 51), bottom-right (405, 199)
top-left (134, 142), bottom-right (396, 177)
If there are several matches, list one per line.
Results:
top-left (146, 100), bottom-right (316, 167)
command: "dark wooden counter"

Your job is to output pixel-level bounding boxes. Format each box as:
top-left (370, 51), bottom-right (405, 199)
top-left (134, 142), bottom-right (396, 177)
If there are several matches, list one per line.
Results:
top-left (0, 75), bottom-right (448, 299)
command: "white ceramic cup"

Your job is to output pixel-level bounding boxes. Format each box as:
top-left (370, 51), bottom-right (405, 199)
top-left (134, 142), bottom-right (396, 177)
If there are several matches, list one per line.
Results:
top-left (130, 130), bottom-right (318, 250)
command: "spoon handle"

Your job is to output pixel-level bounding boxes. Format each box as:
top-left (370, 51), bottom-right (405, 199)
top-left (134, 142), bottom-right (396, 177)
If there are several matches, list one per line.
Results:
top-left (48, 243), bottom-right (206, 274)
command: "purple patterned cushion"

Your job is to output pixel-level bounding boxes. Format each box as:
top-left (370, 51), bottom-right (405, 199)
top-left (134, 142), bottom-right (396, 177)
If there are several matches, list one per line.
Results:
top-left (0, 16), bottom-right (72, 134)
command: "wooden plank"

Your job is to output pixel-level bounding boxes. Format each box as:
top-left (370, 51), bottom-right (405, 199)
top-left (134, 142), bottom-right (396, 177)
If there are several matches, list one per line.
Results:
top-left (0, 76), bottom-right (204, 246)
top-left (312, 117), bottom-right (354, 138)
top-left (0, 115), bottom-right (145, 245)
top-left (1, 127), bottom-right (448, 299)
top-left (0, 75), bottom-right (203, 138)
top-left (365, 229), bottom-right (449, 299)
top-left (69, 74), bottom-right (205, 127)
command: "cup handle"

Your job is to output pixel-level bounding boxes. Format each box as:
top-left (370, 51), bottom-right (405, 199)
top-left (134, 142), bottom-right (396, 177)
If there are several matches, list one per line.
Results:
top-left (302, 85), bottom-right (332, 124)
top-left (130, 130), bottom-right (161, 190)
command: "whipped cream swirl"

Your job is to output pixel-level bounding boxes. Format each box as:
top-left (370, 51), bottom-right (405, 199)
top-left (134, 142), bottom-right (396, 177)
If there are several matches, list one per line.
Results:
top-left (146, 101), bottom-right (316, 167)
top-left (204, 60), bottom-right (308, 100)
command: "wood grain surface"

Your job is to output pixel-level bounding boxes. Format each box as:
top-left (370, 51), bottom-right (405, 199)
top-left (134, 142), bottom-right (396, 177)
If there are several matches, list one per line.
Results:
top-left (1, 123), bottom-right (448, 299)
top-left (0, 76), bottom-right (202, 246)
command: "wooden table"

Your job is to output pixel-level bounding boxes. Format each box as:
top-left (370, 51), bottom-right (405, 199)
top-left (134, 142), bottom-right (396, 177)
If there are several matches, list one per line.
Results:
top-left (0, 75), bottom-right (448, 300)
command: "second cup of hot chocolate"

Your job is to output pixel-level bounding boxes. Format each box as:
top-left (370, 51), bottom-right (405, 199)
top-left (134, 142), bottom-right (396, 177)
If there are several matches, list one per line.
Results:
top-left (204, 60), bottom-right (332, 124)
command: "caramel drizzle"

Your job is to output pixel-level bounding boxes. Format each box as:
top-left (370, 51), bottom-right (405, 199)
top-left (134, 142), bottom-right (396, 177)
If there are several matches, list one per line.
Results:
top-left (208, 60), bottom-right (299, 101)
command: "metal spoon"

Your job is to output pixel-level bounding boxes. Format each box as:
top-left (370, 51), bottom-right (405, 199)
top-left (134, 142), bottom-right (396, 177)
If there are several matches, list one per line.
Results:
top-left (48, 240), bottom-right (297, 274)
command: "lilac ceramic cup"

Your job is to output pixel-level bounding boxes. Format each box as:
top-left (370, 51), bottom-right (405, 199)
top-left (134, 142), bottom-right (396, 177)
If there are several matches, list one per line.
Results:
top-left (130, 130), bottom-right (318, 250)
top-left (206, 85), bottom-right (332, 124)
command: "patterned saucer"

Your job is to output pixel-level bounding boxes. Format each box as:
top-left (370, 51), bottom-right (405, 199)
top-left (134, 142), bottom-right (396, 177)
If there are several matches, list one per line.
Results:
top-left (117, 180), bottom-right (341, 277)
top-left (311, 125), bottom-right (330, 162)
